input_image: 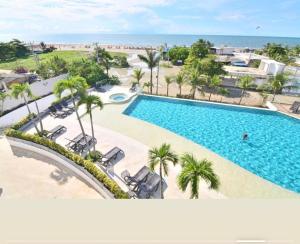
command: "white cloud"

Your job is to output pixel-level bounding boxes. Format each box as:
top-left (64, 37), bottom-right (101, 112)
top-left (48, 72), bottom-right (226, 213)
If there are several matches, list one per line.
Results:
top-left (216, 12), bottom-right (246, 21)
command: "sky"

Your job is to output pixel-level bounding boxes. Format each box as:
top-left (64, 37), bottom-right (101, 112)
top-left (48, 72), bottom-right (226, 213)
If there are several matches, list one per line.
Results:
top-left (0, 0), bottom-right (300, 39)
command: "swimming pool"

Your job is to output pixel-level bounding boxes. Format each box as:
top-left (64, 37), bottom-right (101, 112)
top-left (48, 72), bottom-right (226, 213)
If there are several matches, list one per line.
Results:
top-left (124, 95), bottom-right (300, 193)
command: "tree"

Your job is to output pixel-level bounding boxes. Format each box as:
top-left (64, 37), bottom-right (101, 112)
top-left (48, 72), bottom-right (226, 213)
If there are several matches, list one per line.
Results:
top-left (54, 76), bottom-right (89, 152)
top-left (49, 56), bottom-right (67, 76)
top-left (177, 153), bottom-right (220, 199)
top-left (149, 143), bottom-right (178, 199)
top-left (68, 59), bottom-right (107, 86)
top-left (188, 68), bottom-right (206, 99)
top-left (168, 46), bottom-right (190, 65)
top-left (94, 47), bottom-right (113, 75)
top-left (36, 63), bottom-right (51, 79)
top-left (268, 73), bottom-right (290, 102)
top-left (138, 49), bottom-right (160, 94)
top-left (0, 92), bottom-right (9, 116)
top-left (208, 75), bottom-right (222, 101)
top-left (132, 68), bottom-right (145, 85)
top-left (165, 76), bottom-right (173, 96)
top-left (259, 91), bottom-right (269, 106)
top-left (197, 57), bottom-right (226, 77)
top-left (186, 39), bottom-right (213, 64)
top-left (77, 94), bottom-right (103, 152)
top-left (175, 72), bottom-right (186, 96)
top-left (143, 82), bottom-right (152, 93)
top-left (238, 75), bottom-right (254, 104)
top-left (10, 83), bottom-right (41, 134)
top-left (218, 87), bottom-right (229, 102)
top-left (262, 43), bottom-right (294, 64)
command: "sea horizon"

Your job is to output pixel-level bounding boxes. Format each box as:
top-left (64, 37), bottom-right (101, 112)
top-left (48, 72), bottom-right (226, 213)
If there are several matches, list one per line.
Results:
top-left (2, 33), bottom-right (300, 48)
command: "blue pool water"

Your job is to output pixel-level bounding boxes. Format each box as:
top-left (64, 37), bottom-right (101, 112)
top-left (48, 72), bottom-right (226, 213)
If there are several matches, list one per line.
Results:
top-left (124, 95), bottom-right (300, 193)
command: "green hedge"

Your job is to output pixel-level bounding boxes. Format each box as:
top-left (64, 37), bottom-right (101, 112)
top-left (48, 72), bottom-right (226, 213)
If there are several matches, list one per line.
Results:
top-left (5, 128), bottom-right (129, 199)
top-left (11, 113), bottom-right (36, 130)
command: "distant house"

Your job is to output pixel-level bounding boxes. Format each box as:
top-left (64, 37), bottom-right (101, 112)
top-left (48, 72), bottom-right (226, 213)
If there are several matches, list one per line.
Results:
top-left (258, 59), bottom-right (286, 76)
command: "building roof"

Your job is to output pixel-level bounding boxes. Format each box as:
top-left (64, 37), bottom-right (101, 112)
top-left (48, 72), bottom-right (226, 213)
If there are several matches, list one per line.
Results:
top-left (223, 65), bottom-right (267, 78)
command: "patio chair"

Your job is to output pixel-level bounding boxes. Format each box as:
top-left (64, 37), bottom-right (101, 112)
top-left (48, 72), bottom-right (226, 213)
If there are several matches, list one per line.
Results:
top-left (100, 147), bottom-right (125, 166)
top-left (290, 101), bottom-right (300, 113)
top-left (121, 166), bottom-right (150, 187)
top-left (136, 173), bottom-right (161, 199)
top-left (48, 106), bottom-right (68, 118)
top-left (46, 125), bottom-right (67, 140)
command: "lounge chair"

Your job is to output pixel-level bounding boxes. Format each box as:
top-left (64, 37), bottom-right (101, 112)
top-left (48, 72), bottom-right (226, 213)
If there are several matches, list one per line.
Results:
top-left (62, 100), bottom-right (75, 111)
top-left (66, 133), bottom-right (97, 154)
top-left (100, 147), bottom-right (124, 166)
top-left (54, 104), bottom-right (73, 114)
top-left (136, 173), bottom-right (161, 199)
top-left (121, 166), bottom-right (150, 187)
top-left (290, 101), bottom-right (300, 113)
top-left (48, 106), bottom-right (68, 118)
top-left (46, 125), bottom-right (67, 140)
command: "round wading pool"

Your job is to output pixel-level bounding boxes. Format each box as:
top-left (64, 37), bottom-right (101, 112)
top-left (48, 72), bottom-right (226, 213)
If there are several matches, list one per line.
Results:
top-left (109, 93), bottom-right (129, 103)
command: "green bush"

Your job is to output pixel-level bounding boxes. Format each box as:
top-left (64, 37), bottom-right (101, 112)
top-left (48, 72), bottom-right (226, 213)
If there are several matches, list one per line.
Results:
top-left (86, 150), bottom-right (102, 162)
top-left (11, 113), bottom-right (36, 130)
top-left (5, 128), bottom-right (129, 199)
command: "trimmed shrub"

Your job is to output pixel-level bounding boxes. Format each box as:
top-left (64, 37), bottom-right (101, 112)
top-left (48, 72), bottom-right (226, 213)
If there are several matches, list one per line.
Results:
top-left (5, 127), bottom-right (129, 199)
top-left (11, 113), bottom-right (36, 130)
top-left (86, 150), bottom-right (102, 162)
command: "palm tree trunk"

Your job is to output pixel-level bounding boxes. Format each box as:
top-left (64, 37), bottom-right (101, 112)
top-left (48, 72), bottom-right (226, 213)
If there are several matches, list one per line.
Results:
top-left (239, 90), bottom-right (244, 104)
top-left (179, 85), bottom-right (182, 96)
top-left (159, 163), bottom-right (163, 199)
top-left (156, 62), bottom-right (160, 95)
top-left (167, 85), bottom-right (169, 96)
top-left (89, 111), bottom-right (96, 152)
top-left (34, 99), bottom-right (44, 132)
top-left (23, 96), bottom-right (40, 134)
top-left (192, 88), bottom-right (196, 99)
top-left (272, 91), bottom-right (276, 102)
top-left (209, 92), bottom-right (212, 101)
top-left (71, 95), bottom-right (90, 154)
top-left (150, 68), bottom-right (153, 94)
top-left (1, 101), bottom-right (3, 116)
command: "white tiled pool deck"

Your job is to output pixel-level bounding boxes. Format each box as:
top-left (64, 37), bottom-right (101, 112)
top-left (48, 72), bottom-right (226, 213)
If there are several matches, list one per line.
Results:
top-left (25, 86), bottom-right (299, 199)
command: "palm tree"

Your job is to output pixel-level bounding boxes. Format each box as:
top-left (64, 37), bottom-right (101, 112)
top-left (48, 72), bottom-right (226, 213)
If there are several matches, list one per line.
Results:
top-left (77, 94), bottom-right (103, 152)
top-left (177, 153), bottom-right (220, 199)
top-left (0, 92), bottom-right (9, 116)
top-left (149, 143), bottom-right (178, 199)
top-left (10, 82), bottom-right (41, 134)
top-left (259, 91), bottom-right (269, 106)
top-left (132, 68), bottom-right (145, 85)
top-left (268, 73), bottom-right (289, 102)
top-left (218, 87), bottom-right (229, 102)
top-left (208, 75), bottom-right (222, 101)
top-left (138, 49), bottom-right (160, 94)
top-left (54, 76), bottom-right (89, 152)
top-left (188, 69), bottom-right (205, 99)
top-left (175, 72), bottom-right (185, 96)
top-left (143, 82), bottom-right (152, 93)
top-left (165, 76), bottom-right (173, 96)
top-left (238, 75), bottom-right (254, 104)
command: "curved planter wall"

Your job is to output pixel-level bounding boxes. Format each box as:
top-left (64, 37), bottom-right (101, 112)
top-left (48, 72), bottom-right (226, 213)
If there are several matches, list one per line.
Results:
top-left (6, 136), bottom-right (114, 199)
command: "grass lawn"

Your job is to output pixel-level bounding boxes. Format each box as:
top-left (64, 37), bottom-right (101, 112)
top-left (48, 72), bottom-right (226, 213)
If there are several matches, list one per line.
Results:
top-left (0, 50), bottom-right (127, 71)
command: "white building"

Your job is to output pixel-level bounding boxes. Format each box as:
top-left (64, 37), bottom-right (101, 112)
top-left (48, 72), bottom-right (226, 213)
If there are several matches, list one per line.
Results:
top-left (258, 59), bottom-right (286, 76)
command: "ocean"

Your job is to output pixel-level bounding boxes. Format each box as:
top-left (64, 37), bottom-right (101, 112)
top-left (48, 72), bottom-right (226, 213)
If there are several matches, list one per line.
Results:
top-left (13, 34), bottom-right (300, 48)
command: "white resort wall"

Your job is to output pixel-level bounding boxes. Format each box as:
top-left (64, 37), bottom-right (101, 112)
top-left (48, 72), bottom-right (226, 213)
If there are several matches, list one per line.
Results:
top-left (7, 136), bottom-right (114, 199)
top-left (0, 74), bottom-right (67, 128)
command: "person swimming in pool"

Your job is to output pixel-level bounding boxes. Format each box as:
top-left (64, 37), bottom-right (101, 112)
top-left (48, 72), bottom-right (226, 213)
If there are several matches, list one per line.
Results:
top-left (243, 132), bottom-right (249, 141)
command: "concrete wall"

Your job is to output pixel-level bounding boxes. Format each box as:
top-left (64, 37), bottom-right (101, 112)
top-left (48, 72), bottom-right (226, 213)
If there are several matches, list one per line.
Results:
top-left (6, 136), bottom-right (114, 199)
top-left (0, 74), bottom-right (67, 128)
top-left (2, 74), bottom-right (67, 112)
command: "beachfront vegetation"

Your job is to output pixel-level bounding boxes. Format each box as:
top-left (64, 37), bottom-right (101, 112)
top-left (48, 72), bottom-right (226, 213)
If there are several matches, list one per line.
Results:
top-left (178, 153), bottom-right (220, 199)
top-left (0, 39), bottom-right (30, 62)
top-left (267, 73), bottom-right (291, 101)
top-left (218, 87), bottom-right (229, 102)
top-left (132, 68), bottom-right (145, 85)
top-left (68, 59), bottom-right (107, 85)
top-left (149, 143), bottom-right (178, 199)
top-left (5, 127), bottom-right (128, 199)
top-left (0, 92), bottom-right (9, 115)
top-left (168, 46), bottom-right (190, 65)
top-left (36, 56), bottom-right (68, 79)
top-left (54, 76), bottom-right (90, 153)
top-left (238, 75), bottom-right (255, 104)
top-left (208, 75), bottom-right (222, 101)
top-left (187, 68), bottom-right (206, 99)
top-left (175, 72), bottom-right (186, 96)
top-left (165, 76), bottom-right (173, 96)
top-left (186, 39), bottom-right (213, 64)
top-left (78, 93), bottom-right (103, 152)
top-left (138, 49), bottom-right (160, 94)
top-left (10, 82), bottom-right (42, 134)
